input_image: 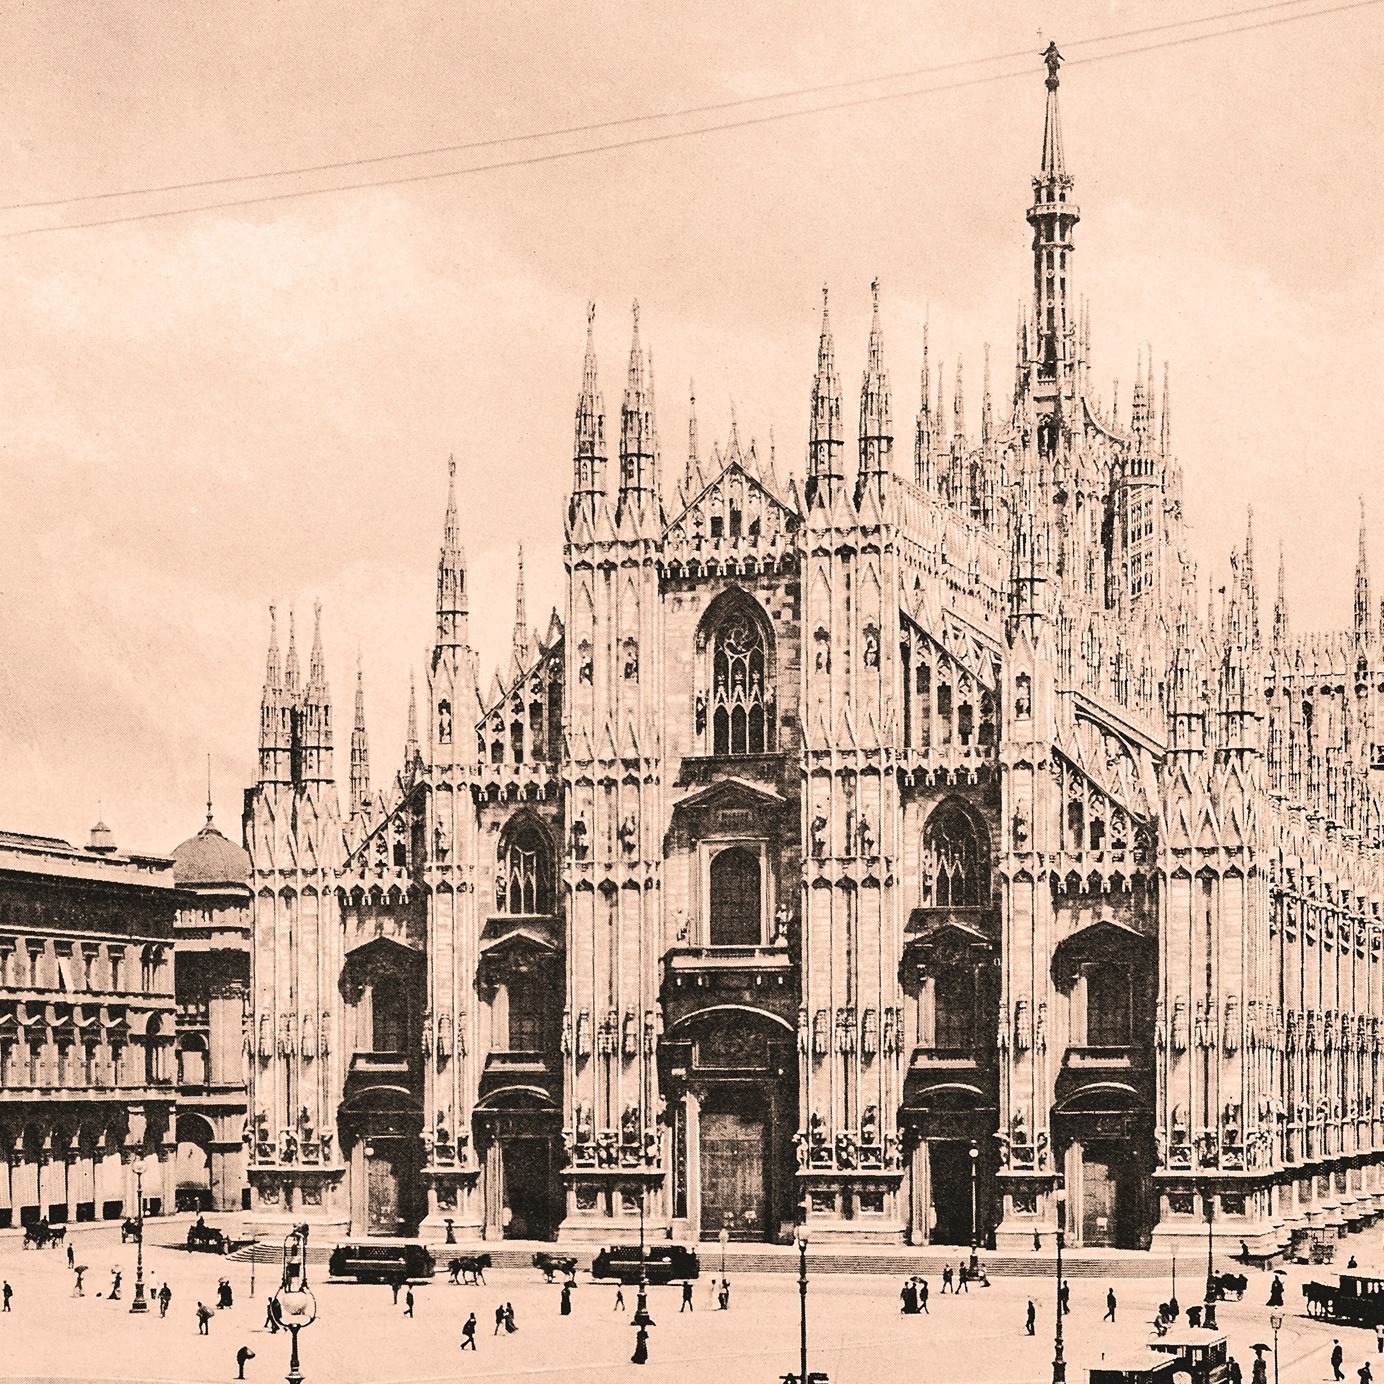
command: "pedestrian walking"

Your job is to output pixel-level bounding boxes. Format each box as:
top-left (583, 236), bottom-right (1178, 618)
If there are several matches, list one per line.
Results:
top-left (560, 1282), bottom-right (572, 1317)
top-left (614, 1286), bottom-right (626, 1311)
top-left (2, 1281), bottom-right (12, 1312)
top-left (919, 1278), bottom-right (929, 1313)
top-left (1359, 1361), bottom-right (1373, 1384)
top-left (404, 1287), bottom-right (415, 1318)
top-left (72, 1266), bottom-right (86, 1297)
top-left (721, 1277), bottom-right (731, 1310)
top-left (66, 1243), bottom-right (74, 1270)
top-left (681, 1280), bottom-right (693, 1312)
top-left (217, 1278), bottom-right (233, 1310)
top-left (958, 1263), bottom-right (969, 1293)
top-left (158, 1282), bottom-right (171, 1318)
top-left (942, 1264), bottom-right (954, 1294)
top-left (707, 1276), bottom-right (717, 1310)
top-left (391, 1277), bottom-right (401, 1306)
top-left (460, 1312), bottom-right (477, 1350)
top-left (1059, 1280), bottom-right (1071, 1315)
top-left (504, 1301), bottom-right (517, 1333)
top-left (235, 1345), bottom-right (256, 1379)
top-left (494, 1304), bottom-right (506, 1335)
top-left (1227, 1355), bottom-right (1242, 1384)
top-left (110, 1269), bottom-right (122, 1301)
top-left (900, 1279), bottom-right (918, 1315)
top-left (197, 1302), bottom-right (212, 1336)
top-left (263, 1296), bottom-right (279, 1333)
top-left (1026, 1299), bottom-right (1036, 1335)
top-left (632, 1325), bottom-right (649, 1365)
top-left (1252, 1353), bottom-right (1268, 1384)
top-left (1268, 1276), bottom-right (1285, 1308)
top-left (1104, 1287), bottom-right (1117, 1322)
top-left (1376, 1323), bottom-right (1384, 1355)
top-left (1332, 1340), bottom-right (1345, 1381)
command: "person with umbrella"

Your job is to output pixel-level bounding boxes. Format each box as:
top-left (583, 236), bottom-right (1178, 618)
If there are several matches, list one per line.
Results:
top-left (1267, 1274), bottom-right (1285, 1308)
top-left (71, 1264), bottom-right (87, 1297)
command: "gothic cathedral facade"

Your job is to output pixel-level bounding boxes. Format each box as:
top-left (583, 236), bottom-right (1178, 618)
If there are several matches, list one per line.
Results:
top-left (242, 49), bottom-right (1384, 1254)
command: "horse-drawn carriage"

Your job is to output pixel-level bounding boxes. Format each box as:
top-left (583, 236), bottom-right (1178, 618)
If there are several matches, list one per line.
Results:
top-left (21, 1220), bottom-right (65, 1250)
top-left (186, 1220), bottom-right (230, 1253)
top-left (1304, 1270), bottom-right (1384, 1326)
top-left (1208, 1272), bottom-right (1248, 1301)
top-left (533, 1251), bottom-right (578, 1282)
top-left (446, 1253), bottom-right (491, 1285)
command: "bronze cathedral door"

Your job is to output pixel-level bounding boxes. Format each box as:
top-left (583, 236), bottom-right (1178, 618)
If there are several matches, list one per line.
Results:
top-left (700, 1091), bottom-right (769, 1239)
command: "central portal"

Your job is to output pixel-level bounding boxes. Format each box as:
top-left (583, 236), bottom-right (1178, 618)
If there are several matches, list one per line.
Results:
top-left (700, 1087), bottom-right (769, 1240)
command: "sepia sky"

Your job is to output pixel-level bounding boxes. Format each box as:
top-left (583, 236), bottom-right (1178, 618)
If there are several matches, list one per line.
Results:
top-left (0, 0), bottom-right (1381, 854)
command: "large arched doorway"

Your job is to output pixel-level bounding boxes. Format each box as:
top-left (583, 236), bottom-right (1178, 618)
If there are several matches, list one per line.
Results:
top-left (340, 1087), bottom-right (425, 1237)
top-left (660, 1007), bottom-right (797, 1242)
top-left (474, 1090), bottom-right (561, 1242)
top-left (175, 1113), bottom-right (214, 1212)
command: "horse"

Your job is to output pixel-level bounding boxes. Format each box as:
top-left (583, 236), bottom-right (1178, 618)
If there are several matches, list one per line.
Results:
top-left (1303, 1280), bottom-right (1336, 1318)
top-left (1212, 1271), bottom-right (1248, 1301)
top-left (533, 1252), bottom-right (578, 1283)
top-left (447, 1253), bottom-right (491, 1286)
top-left (46, 1225), bottom-right (65, 1250)
top-left (21, 1224), bottom-right (46, 1250)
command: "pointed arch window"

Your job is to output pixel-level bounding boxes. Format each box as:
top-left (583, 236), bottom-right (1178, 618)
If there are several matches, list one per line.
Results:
top-left (922, 804), bottom-right (988, 908)
top-left (496, 820), bottom-right (554, 916)
top-left (700, 596), bottom-right (775, 756)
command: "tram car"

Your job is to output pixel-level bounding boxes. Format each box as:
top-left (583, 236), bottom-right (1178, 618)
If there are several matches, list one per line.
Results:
top-left (1146, 1330), bottom-right (1233, 1384)
top-left (1303, 1270), bottom-right (1384, 1327)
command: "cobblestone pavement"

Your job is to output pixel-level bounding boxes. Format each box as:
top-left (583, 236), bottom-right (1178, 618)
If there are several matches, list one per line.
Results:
top-left (0, 1224), bottom-right (1373, 1383)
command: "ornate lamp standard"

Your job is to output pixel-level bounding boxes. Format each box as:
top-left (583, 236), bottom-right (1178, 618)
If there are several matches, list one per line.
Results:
top-left (1052, 1186), bottom-right (1067, 1384)
top-left (630, 1183), bottom-right (654, 1365)
top-left (1203, 1190), bottom-right (1218, 1331)
top-left (273, 1224), bottom-right (317, 1384)
top-left (796, 1226), bottom-right (811, 1384)
top-left (969, 1142), bottom-right (980, 1272)
top-left (1269, 1311), bottom-right (1284, 1384)
top-left (128, 1155), bottom-right (152, 1314)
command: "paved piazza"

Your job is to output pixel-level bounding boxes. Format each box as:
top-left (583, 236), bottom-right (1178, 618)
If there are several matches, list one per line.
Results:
top-left (0, 1225), bottom-right (1373, 1383)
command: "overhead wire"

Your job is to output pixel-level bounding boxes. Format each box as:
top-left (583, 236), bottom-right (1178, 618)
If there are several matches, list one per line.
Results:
top-left (1, 0), bottom-right (1377, 241)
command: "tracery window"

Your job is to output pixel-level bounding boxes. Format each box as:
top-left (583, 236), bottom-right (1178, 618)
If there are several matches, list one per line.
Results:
top-left (922, 804), bottom-right (988, 908)
top-left (496, 820), bottom-right (553, 916)
top-left (700, 596), bottom-right (775, 756)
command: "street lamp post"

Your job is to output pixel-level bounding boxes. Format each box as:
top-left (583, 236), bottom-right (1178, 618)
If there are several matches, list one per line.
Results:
top-left (1052, 1187), bottom-right (1067, 1384)
top-left (796, 1228), bottom-right (810, 1384)
top-left (273, 1224), bottom-right (317, 1384)
top-left (1203, 1190), bottom-right (1218, 1331)
top-left (1269, 1311), bottom-right (1284, 1384)
top-left (969, 1142), bottom-right (980, 1273)
top-left (719, 1221), bottom-right (730, 1277)
top-left (129, 1157), bottom-right (150, 1314)
top-left (630, 1183), bottom-right (654, 1365)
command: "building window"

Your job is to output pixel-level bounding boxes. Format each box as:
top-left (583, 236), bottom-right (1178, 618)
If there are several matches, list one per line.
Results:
top-left (372, 974), bottom-right (408, 1054)
top-left (701, 596), bottom-right (775, 756)
top-left (933, 967), bottom-right (975, 1049)
top-left (496, 820), bottom-right (553, 915)
top-left (922, 804), bottom-right (988, 907)
top-left (507, 969), bottom-right (546, 1052)
top-left (709, 847), bottom-right (762, 946)
top-left (110, 950), bottom-right (125, 992)
top-left (145, 1016), bottom-right (163, 1084)
top-left (1086, 964), bottom-right (1132, 1046)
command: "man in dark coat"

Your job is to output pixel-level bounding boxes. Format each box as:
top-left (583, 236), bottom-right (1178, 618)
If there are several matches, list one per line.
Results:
top-left (1026, 1299), bottom-right (1036, 1335)
top-left (460, 1312), bottom-right (477, 1349)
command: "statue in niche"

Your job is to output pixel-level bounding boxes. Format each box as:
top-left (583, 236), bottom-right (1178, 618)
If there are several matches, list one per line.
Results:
top-left (578, 641), bottom-right (593, 684)
top-left (622, 1011), bottom-right (637, 1057)
top-left (857, 814), bottom-right (874, 858)
top-left (860, 1105), bottom-right (878, 1148)
top-left (793, 1130), bottom-right (810, 1170)
top-left (621, 1105), bottom-right (639, 1145)
top-left (576, 1009), bottom-right (592, 1058)
top-left (569, 818), bottom-right (589, 861)
top-left (1171, 997), bottom-right (1188, 1053)
top-left (495, 870), bottom-right (507, 911)
top-left (623, 640), bottom-right (639, 681)
top-left (560, 1009), bottom-right (572, 1054)
top-left (863, 627), bottom-right (880, 669)
top-left (835, 1131), bottom-right (857, 1169)
top-left (433, 817), bottom-right (451, 861)
top-left (695, 691), bottom-right (707, 735)
top-left (797, 1006), bottom-right (809, 1053)
top-left (772, 902), bottom-right (792, 946)
top-left (575, 1103), bottom-right (593, 1144)
top-left (618, 816), bottom-right (638, 856)
top-left (438, 701), bottom-right (453, 744)
top-left (300, 1013), bottom-right (315, 1059)
top-left (810, 815), bottom-right (828, 860)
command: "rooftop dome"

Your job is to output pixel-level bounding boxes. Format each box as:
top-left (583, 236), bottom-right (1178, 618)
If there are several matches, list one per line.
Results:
top-left (171, 818), bottom-right (250, 888)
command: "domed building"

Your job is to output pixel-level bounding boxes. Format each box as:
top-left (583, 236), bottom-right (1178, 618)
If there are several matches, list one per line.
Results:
top-left (170, 812), bottom-right (251, 1212)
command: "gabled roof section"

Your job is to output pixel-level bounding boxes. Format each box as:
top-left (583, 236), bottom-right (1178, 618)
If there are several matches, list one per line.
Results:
top-left (663, 437), bottom-right (798, 545)
top-left (670, 776), bottom-right (787, 817)
top-left (478, 622), bottom-right (564, 727)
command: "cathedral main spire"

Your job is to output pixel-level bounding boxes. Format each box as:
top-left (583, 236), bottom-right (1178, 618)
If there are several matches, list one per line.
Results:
top-left (807, 286), bottom-right (844, 503)
top-left (512, 544), bottom-right (532, 670)
top-left (436, 456), bottom-right (469, 653)
top-left (858, 278), bottom-right (893, 493)
top-left (1355, 500), bottom-right (1371, 639)
top-left (571, 303), bottom-right (607, 512)
top-left (1027, 41), bottom-right (1080, 384)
